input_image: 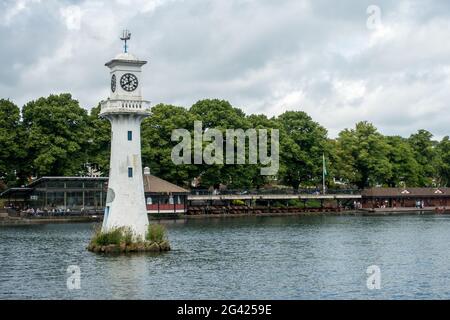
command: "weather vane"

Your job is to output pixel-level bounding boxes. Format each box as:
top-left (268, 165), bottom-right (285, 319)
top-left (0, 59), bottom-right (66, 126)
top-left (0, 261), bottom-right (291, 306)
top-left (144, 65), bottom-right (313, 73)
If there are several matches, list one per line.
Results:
top-left (120, 29), bottom-right (131, 53)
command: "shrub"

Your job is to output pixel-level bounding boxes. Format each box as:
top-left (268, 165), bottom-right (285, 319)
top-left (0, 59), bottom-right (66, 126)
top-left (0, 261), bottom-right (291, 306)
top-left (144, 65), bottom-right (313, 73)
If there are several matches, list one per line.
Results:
top-left (90, 226), bottom-right (132, 246)
top-left (306, 199), bottom-right (322, 208)
top-left (122, 227), bottom-right (134, 245)
top-left (271, 201), bottom-right (286, 208)
top-left (146, 224), bottom-right (167, 244)
top-left (92, 228), bottom-right (122, 245)
top-left (90, 224), bottom-right (168, 246)
top-left (288, 199), bottom-right (303, 207)
top-left (232, 199), bottom-right (245, 206)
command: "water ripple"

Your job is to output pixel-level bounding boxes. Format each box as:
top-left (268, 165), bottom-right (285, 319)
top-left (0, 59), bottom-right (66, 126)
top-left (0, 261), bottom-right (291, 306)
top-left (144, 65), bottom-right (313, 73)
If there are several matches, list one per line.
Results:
top-left (1, 215), bottom-right (450, 299)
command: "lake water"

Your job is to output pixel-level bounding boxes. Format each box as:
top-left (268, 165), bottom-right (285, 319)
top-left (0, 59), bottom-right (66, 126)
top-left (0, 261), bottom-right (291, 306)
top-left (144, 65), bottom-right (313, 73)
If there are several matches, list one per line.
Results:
top-left (1, 214), bottom-right (450, 299)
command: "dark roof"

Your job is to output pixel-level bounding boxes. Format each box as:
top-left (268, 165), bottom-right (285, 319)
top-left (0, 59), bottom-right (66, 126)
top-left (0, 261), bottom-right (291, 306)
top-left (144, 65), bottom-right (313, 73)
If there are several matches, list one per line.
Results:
top-left (143, 174), bottom-right (189, 194)
top-left (362, 188), bottom-right (450, 197)
top-left (0, 188), bottom-right (33, 197)
top-left (27, 176), bottom-right (108, 187)
top-left (0, 177), bottom-right (108, 198)
top-left (1, 175), bottom-right (189, 198)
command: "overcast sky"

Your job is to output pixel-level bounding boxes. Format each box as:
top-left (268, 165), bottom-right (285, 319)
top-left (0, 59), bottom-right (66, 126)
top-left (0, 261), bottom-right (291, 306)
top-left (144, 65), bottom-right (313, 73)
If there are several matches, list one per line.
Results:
top-left (1, 0), bottom-right (449, 138)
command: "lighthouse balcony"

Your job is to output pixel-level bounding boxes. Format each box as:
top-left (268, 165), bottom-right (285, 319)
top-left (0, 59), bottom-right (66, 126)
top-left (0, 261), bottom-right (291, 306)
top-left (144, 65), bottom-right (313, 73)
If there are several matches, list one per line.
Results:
top-left (99, 99), bottom-right (150, 116)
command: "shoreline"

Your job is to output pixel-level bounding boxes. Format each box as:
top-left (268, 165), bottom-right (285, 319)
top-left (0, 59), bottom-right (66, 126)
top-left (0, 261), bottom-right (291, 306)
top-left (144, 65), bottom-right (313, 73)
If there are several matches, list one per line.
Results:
top-left (153, 208), bottom-right (447, 222)
top-left (0, 216), bottom-right (102, 226)
top-left (1, 207), bottom-right (448, 226)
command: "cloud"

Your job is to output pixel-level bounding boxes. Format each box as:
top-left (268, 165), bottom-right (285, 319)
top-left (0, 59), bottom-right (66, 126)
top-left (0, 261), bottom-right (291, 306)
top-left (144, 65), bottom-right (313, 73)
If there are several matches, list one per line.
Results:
top-left (0, 0), bottom-right (449, 140)
top-left (60, 5), bottom-right (83, 31)
top-left (1, 0), bottom-right (41, 26)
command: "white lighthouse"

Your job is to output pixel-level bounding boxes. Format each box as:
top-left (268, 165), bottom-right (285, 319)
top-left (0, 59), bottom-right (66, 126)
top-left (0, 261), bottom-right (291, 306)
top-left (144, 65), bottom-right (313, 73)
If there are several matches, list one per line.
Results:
top-left (99, 30), bottom-right (150, 239)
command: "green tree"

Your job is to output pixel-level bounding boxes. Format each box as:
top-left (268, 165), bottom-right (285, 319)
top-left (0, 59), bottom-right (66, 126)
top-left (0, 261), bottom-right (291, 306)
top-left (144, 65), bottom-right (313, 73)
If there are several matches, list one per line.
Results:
top-left (86, 104), bottom-right (111, 176)
top-left (246, 114), bottom-right (280, 189)
top-left (0, 99), bottom-right (26, 186)
top-left (385, 136), bottom-right (420, 187)
top-left (141, 103), bottom-right (197, 186)
top-left (247, 114), bottom-right (278, 129)
top-left (335, 121), bottom-right (391, 189)
top-left (408, 129), bottom-right (438, 186)
top-left (437, 136), bottom-right (450, 186)
top-left (189, 99), bottom-right (254, 188)
top-left (190, 99), bottom-right (249, 129)
top-left (22, 94), bottom-right (90, 176)
top-left (277, 111), bottom-right (328, 191)
top-left (6, 91), bottom-right (445, 192)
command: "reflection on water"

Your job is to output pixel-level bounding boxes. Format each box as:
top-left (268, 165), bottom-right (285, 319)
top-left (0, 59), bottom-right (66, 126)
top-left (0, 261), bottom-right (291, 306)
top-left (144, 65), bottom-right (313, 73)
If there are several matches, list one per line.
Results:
top-left (1, 215), bottom-right (450, 299)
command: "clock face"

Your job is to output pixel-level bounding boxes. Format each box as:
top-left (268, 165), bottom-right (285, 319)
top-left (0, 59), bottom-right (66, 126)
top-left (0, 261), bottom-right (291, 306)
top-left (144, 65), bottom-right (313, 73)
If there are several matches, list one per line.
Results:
top-left (111, 74), bottom-right (116, 93)
top-left (120, 73), bottom-right (138, 92)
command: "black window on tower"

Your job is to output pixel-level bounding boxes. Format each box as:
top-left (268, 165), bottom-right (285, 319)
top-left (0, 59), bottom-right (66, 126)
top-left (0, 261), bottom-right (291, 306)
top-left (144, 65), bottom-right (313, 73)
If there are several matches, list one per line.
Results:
top-left (128, 131), bottom-right (132, 141)
top-left (128, 167), bottom-right (133, 178)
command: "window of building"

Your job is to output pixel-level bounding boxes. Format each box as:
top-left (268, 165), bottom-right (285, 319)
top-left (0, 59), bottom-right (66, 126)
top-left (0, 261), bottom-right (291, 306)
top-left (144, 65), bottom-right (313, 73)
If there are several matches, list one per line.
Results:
top-left (146, 197), bottom-right (153, 205)
top-left (128, 167), bottom-right (133, 178)
top-left (66, 192), bottom-right (83, 209)
top-left (128, 131), bottom-right (132, 141)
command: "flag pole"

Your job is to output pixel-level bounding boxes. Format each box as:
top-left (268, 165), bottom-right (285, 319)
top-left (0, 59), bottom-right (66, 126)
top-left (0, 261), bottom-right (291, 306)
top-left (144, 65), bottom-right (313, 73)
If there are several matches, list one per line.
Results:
top-left (322, 153), bottom-right (326, 195)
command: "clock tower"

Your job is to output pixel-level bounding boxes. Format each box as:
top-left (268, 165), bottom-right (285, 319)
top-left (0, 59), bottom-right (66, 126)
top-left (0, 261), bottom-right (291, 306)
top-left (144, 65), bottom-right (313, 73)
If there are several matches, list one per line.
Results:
top-left (99, 30), bottom-right (150, 239)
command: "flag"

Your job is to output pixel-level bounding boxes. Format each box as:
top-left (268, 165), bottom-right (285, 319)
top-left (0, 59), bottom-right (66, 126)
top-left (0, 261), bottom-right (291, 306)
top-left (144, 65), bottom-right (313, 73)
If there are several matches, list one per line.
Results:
top-left (323, 154), bottom-right (328, 176)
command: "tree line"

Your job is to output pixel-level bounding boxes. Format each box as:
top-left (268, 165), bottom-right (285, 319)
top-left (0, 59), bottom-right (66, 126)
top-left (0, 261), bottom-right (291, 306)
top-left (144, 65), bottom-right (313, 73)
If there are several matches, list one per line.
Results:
top-left (1, 94), bottom-right (449, 191)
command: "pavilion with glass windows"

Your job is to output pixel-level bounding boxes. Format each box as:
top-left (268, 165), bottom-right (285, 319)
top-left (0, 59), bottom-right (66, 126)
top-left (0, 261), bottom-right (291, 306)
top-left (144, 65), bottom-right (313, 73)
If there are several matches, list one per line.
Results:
top-left (0, 177), bottom-right (108, 214)
top-left (1, 173), bottom-right (189, 215)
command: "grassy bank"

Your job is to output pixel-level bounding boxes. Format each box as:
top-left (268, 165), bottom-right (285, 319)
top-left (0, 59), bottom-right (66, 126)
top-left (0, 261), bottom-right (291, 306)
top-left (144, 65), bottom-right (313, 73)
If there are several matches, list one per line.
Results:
top-left (87, 224), bottom-right (170, 254)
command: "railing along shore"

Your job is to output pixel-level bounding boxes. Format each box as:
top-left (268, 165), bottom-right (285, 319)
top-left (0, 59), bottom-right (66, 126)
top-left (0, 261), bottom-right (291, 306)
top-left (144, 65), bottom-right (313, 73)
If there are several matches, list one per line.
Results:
top-left (189, 189), bottom-right (361, 196)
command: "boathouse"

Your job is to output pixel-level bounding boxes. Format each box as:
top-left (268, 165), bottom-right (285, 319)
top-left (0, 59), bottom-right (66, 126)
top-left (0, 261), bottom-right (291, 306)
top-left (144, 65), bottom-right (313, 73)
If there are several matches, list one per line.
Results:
top-left (362, 188), bottom-right (450, 208)
top-left (143, 168), bottom-right (189, 214)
